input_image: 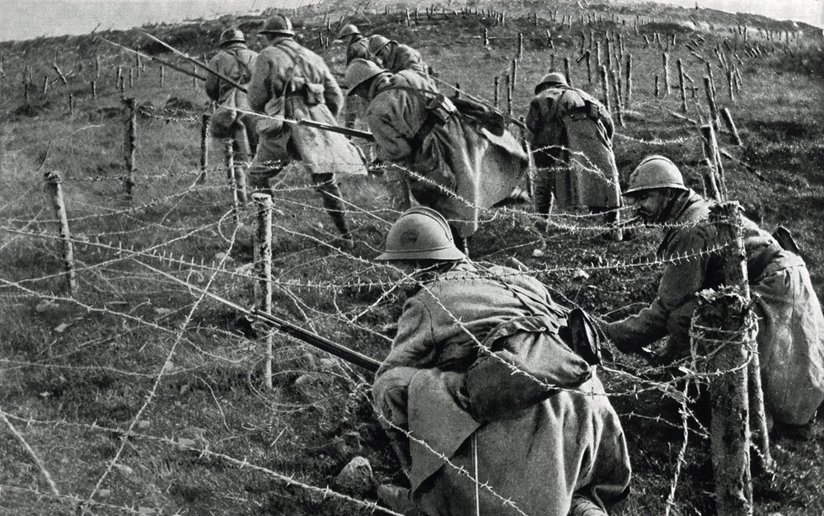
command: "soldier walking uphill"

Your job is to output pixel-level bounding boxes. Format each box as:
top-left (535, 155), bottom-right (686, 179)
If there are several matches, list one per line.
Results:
top-left (526, 73), bottom-right (621, 232)
top-left (601, 156), bottom-right (824, 436)
top-left (344, 58), bottom-right (528, 256)
top-left (372, 207), bottom-right (631, 516)
top-left (336, 24), bottom-right (370, 130)
top-left (247, 14), bottom-right (367, 248)
top-left (206, 28), bottom-right (258, 179)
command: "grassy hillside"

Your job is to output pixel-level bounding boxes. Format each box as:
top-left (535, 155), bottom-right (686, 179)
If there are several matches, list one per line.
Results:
top-left (1, 1), bottom-right (823, 514)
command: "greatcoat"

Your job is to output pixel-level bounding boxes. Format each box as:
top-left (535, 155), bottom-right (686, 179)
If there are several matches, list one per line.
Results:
top-left (373, 262), bottom-right (632, 515)
top-left (246, 37), bottom-right (366, 179)
top-left (364, 71), bottom-right (527, 237)
top-left (205, 43), bottom-right (258, 156)
top-left (605, 190), bottom-right (824, 425)
top-left (526, 84), bottom-right (620, 209)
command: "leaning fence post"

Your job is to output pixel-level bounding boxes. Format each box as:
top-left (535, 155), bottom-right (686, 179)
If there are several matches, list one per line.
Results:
top-left (720, 108), bottom-right (742, 146)
top-left (122, 97), bottom-right (137, 199)
top-left (678, 59), bottom-right (688, 113)
top-left (253, 192), bottom-right (275, 390)
top-left (505, 73), bottom-right (512, 117)
top-left (700, 124), bottom-right (725, 201)
top-left (585, 50), bottom-right (592, 84)
top-left (225, 139), bottom-right (240, 223)
top-left (44, 171), bottom-right (78, 295)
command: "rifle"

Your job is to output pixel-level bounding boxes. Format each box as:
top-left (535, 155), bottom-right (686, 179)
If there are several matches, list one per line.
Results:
top-left (231, 107), bottom-right (375, 141)
top-left (97, 36), bottom-right (207, 82)
top-left (133, 258), bottom-right (381, 373)
top-left (432, 76), bottom-right (528, 131)
top-left (140, 30), bottom-right (249, 93)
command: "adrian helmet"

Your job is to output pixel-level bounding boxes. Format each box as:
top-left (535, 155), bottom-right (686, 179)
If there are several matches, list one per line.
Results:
top-left (624, 155), bottom-right (688, 196)
top-left (534, 72), bottom-right (568, 93)
top-left (344, 58), bottom-right (385, 95)
top-left (376, 207), bottom-right (466, 262)
top-left (336, 24), bottom-right (360, 40)
top-left (259, 14), bottom-right (294, 36)
top-left (219, 28), bottom-right (245, 46)
top-left (367, 34), bottom-right (391, 56)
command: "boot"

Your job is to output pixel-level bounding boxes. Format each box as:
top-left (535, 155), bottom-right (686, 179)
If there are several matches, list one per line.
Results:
top-left (314, 175), bottom-right (354, 248)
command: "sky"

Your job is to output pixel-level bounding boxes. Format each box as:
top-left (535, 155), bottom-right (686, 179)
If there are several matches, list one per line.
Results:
top-left (0, 0), bottom-right (822, 42)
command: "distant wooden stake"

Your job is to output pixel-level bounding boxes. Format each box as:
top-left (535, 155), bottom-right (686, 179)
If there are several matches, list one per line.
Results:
top-left (704, 76), bottom-right (720, 132)
top-left (44, 171), bottom-right (77, 295)
top-left (68, 94), bottom-right (74, 115)
top-left (42, 74), bottom-right (48, 96)
top-left (662, 52), bottom-right (670, 95)
top-left (493, 76), bottom-right (499, 108)
top-left (128, 67), bottom-right (134, 89)
top-left (24, 80), bottom-right (29, 103)
top-left (600, 65), bottom-right (611, 112)
top-left (517, 32), bottom-right (523, 59)
top-left (160, 66), bottom-right (165, 87)
top-left (91, 80), bottom-right (97, 101)
top-left (700, 124), bottom-right (724, 200)
top-left (483, 28), bottom-right (489, 46)
top-left (505, 73), bottom-right (513, 117)
top-left (563, 56), bottom-right (571, 87)
top-left (654, 73), bottom-right (660, 98)
top-left (510, 59), bottom-right (518, 90)
top-left (678, 59), bottom-right (687, 113)
top-left (95, 55), bottom-right (100, 79)
top-left (123, 98), bottom-right (137, 199)
top-left (253, 192), bottom-right (274, 390)
top-left (720, 108), bottom-right (742, 146)
top-left (624, 54), bottom-right (632, 108)
top-left (52, 64), bottom-right (68, 85)
top-left (586, 50), bottom-right (592, 84)
top-left (610, 69), bottom-right (624, 126)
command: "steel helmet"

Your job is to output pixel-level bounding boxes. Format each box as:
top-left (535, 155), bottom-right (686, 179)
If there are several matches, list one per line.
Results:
top-left (535, 72), bottom-right (568, 93)
top-left (344, 58), bottom-right (385, 95)
top-left (259, 14), bottom-right (294, 36)
top-left (368, 34), bottom-right (391, 56)
top-left (337, 24), bottom-right (360, 40)
top-left (219, 28), bottom-right (245, 46)
top-left (624, 155), bottom-right (688, 196)
top-left (376, 207), bottom-right (466, 262)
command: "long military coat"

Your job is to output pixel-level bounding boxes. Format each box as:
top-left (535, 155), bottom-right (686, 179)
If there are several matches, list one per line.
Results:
top-left (247, 37), bottom-right (366, 176)
top-left (373, 262), bottom-right (632, 515)
top-left (382, 42), bottom-right (429, 76)
top-left (605, 190), bottom-right (824, 425)
top-left (526, 84), bottom-right (620, 209)
top-left (206, 43), bottom-right (258, 140)
top-left (364, 71), bottom-right (527, 237)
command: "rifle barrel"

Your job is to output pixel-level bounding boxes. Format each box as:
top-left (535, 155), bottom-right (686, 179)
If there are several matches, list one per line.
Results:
top-left (97, 36), bottom-right (207, 81)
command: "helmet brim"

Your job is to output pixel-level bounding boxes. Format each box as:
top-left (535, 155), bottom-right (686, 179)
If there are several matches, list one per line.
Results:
top-left (376, 247), bottom-right (466, 262)
top-left (259, 29), bottom-right (295, 36)
top-left (622, 184), bottom-right (689, 196)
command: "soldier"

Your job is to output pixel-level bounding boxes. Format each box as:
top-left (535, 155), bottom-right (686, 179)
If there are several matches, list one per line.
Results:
top-left (602, 155), bottom-right (824, 434)
top-left (344, 58), bottom-right (527, 255)
top-left (372, 206), bottom-right (632, 515)
top-left (526, 72), bottom-right (621, 231)
top-left (205, 28), bottom-right (258, 179)
top-left (247, 14), bottom-right (367, 248)
top-left (336, 24), bottom-right (370, 130)
top-left (367, 34), bottom-right (429, 77)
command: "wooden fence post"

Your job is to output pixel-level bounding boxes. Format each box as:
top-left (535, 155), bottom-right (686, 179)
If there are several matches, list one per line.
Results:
top-left (160, 66), bottom-right (165, 87)
top-left (517, 32), bottom-right (523, 59)
top-left (253, 192), bottom-right (275, 390)
top-left (704, 76), bottom-right (720, 132)
top-left (595, 40), bottom-right (602, 70)
top-left (563, 56), bottom-right (571, 87)
top-left (624, 53), bottom-right (632, 108)
top-left (44, 171), bottom-right (78, 295)
top-left (24, 80), bottom-right (30, 103)
top-left (90, 80), bottom-right (97, 101)
top-left (600, 65), bottom-right (610, 112)
top-left (505, 73), bottom-right (513, 117)
top-left (510, 59), bottom-right (518, 91)
top-left (610, 69), bottom-right (624, 126)
top-left (123, 98), bottom-right (137, 198)
top-left (700, 124), bottom-right (725, 200)
top-left (95, 55), bottom-right (100, 79)
top-left (662, 52), bottom-right (670, 95)
top-left (519, 115), bottom-right (534, 197)
top-left (68, 94), bottom-right (74, 115)
top-left (199, 114), bottom-right (210, 183)
top-left (720, 108), bottom-right (742, 146)
top-left (678, 59), bottom-right (688, 113)
top-left (42, 74), bottom-right (49, 96)
top-left (586, 50), bottom-right (592, 84)
top-left (225, 139), bottom-right (240, 222)
top-left (483, 28), bottom-right (489, 46)
top-left (493, 76), bottom-right (499, 108)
